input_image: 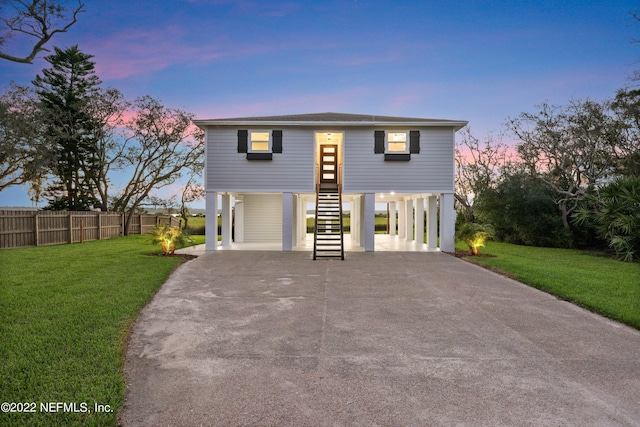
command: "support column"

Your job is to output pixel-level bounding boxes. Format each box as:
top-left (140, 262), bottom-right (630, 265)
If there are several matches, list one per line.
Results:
top-left (388, 201), bottom-right (396, 236)
top-left (398, 199), bottom-right (406, 239)
top-left (297, 196), bottom-right (306, 246)
top-left (234, 198), bottom-right (244, 243)
top-left (405, 198), bottom-right (413, 241)
top-left (414, 198), bottom-right (424, 245)
top-left (282, 192), bottom-right (293, 251)
top-left (205, 191), bottom-right (218, 251)
top-left (292, 194), bottom-right (298, 248)
top-left (359, 195), bottom-right (365, 247)
top-left (221, 194), bottom-right (232, 248)
top-left (439, 193), bottom-right (456, 252)
top-left (426, 195), bottom-right (438, 249)
top-left (352, 196), bottom-right (360, 244)
top-left (364, 192), bottom-right (375, 251)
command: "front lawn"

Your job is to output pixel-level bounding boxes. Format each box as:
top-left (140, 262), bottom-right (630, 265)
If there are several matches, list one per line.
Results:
top-left (0, 236), bottom-right (186, 426)
top-left (460, 241), bottom-right (640, 329)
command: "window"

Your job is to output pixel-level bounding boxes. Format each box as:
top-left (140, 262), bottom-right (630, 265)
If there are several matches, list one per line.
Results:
top-left (387, 132), bottom-right (409, 153)
top-left (250, 131), bottom-right (271, 152)
top-left (374, 130), bottom-right (420, 161)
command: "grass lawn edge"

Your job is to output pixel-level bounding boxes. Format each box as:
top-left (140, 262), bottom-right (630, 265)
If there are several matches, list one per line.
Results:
top-left (451, 243), bottom-right (640, 331)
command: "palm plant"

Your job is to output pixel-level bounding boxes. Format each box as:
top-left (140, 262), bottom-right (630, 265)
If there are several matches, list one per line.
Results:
top-left (149, 223), bottom-right (186, 255)
top-left (456, 222), bottom-right (494, 256)
top-left (573, 176), bottom-right (640, 262)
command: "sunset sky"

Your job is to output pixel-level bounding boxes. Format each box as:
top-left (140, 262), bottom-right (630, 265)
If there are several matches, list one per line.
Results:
top-left (1, 0), bottom-right (639, 207)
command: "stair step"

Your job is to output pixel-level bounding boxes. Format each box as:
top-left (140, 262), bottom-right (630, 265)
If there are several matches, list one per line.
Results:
top-left (314, 187), bottom-right (344, 261)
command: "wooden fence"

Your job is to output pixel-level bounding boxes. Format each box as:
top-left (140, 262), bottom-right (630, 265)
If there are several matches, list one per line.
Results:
top-left (0, 210), bottom-right (181, 249)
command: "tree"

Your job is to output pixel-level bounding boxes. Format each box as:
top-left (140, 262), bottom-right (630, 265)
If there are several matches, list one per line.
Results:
top-left (454, 126), bottom-right (510, 222)
top-left (33, 45), bottom-right (102, 210)
top-left (111, 96), bottom-right (205, 235)
top-left (476, 166), bottom-right (571, 247)
top-left (611, 88), bottom-right (640, 178)
top-left (84, 87), bottom-right (129, 211)
top-left (0, 0), bottom-right (84, 64)
top-left (508, 100), bottom-right (621, 230)
top-left (0, 83), bottom-right (47, 192)
top-left (179, 176), bottom-right (205, 230)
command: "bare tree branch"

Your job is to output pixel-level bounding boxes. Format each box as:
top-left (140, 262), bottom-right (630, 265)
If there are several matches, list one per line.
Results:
top-left (0, 0), bottom-right (84, 64)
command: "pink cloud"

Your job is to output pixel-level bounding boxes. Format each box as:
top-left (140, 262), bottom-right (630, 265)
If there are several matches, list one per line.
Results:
top-left (86, 26), bottom-right (228, 80)
top-left (193, 86), bottom-right (377, 119)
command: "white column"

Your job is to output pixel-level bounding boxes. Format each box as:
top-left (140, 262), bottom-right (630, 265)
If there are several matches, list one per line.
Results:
top-left (414, 198), bottom-right (424, 245)
top-left (439, 193), bottom-right (456, 252)
top-left (398, 199), bottom-right (406, 239)
top-left (234, 198), bottom-right (244, 243)
top-left (221, 194), bottom-right (232, 247)
top-left (352, 196), bottom-right (360, 244)
top-left (364, 193), bottom-right (375, 251)
top-left (388, 202), bottom-right (396, 236)
top-left (282, 192), bottom-right (293, 251)
top-left (292, 194), bottom-right (298, 247)
top-left (205, 191), bottom-right (218, 251)
top-left (298, 197), bottom-right (306, 246)
top-left (359, 195), bottom-right (365, 247)
top-left (426, 195), bottom-right (438, 249)
top-left (405, 199), bottom-right (413, 241)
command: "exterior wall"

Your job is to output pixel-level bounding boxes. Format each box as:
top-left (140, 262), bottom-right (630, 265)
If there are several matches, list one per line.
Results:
top-left (342, 127), bottom-right (455, 193)
top-left (206, 127), bottom-right (315, 193)
top-left (242, 194), bottom-right (282, 243)
top-left (206, 126), bottom-right (455, 194)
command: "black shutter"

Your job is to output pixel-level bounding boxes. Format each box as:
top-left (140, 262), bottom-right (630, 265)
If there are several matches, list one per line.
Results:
top-left (272, 130), bottom-right (283, 153)
top-left (410, 130), bottom-right (420, 153)
top-left (237, 130), bottom-right (248, 153)
top-left (374, 130), bottom-right (385, 153)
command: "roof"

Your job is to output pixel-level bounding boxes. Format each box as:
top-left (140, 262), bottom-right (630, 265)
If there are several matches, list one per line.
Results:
top-left (193, 112), bottom-right (467, 129)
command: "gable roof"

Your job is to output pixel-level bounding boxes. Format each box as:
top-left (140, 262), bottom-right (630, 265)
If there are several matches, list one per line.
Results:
top-left (194, 112), bottom-right (467, 129)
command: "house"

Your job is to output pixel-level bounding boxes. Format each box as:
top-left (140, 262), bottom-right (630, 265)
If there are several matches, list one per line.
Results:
top-left (193, 112), bottom-right (467, 256)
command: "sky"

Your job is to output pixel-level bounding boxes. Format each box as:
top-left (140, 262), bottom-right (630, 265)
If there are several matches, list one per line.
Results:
top-left (1, 0), bottom-right (639, 208)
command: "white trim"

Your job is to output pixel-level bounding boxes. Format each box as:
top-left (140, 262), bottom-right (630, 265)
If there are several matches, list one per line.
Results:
top-left (195, 120), bottom-right (468, 130)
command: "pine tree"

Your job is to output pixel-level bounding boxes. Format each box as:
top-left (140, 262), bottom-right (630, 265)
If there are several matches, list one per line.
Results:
top-left (33, 45), bottom-right (101, 210)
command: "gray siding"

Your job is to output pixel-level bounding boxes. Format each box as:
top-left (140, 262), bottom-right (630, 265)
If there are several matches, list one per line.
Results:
top-left (342, 127), bottom-right (455, 193)
top-left (205, 126), bottom-right (455, 194)
top-left (207, 127), bottom-right (315, 192)
top-left (242, 194), bottom-right (282, 242)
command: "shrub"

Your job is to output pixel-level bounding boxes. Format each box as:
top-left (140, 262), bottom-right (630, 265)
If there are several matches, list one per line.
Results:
top-left (149, 224), bottom-right (187, 255)
top-left (456, 222), bottom-right (494, 256)
top-left (573, 176), bottom-right (640, 262)
top-left (476, 170), bottom-right (572, 247)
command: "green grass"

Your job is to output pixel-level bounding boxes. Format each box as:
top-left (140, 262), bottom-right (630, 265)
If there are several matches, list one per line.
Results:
top-left (460, 241), bottom-right (640, 329)
top-left (0, 236), bottom-right (185, 426)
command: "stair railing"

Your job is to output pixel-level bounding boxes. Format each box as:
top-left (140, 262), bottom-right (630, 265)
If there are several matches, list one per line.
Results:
top-left (313, 183), bottom-right (319, 260)
top-left (338, 183), bottom-right (344, 260)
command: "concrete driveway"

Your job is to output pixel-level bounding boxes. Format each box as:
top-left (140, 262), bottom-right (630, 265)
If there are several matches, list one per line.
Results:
top-left (119, 251), bottom-right (640, 426)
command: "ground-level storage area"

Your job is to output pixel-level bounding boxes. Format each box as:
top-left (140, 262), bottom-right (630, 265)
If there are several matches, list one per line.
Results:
top-left (205, 191), bottom-right (455, 252)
